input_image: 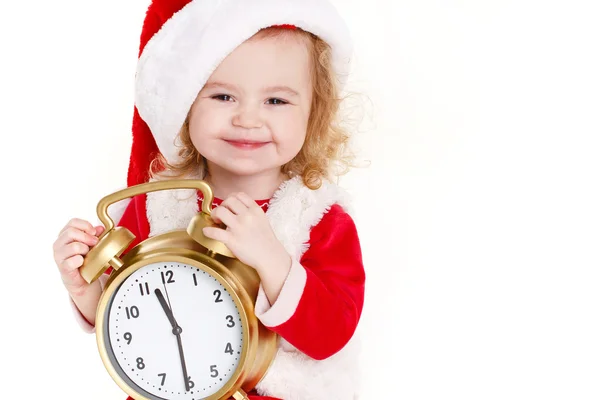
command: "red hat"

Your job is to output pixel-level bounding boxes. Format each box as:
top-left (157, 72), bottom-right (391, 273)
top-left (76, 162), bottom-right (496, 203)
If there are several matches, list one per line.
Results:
top-left (127, 0), bottom-right (354, 187)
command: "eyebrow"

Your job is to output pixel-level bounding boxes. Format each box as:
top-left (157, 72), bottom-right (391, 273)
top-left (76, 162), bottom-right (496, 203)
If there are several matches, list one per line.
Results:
top-left (203, 81), bottom-right (300, 97)
top-left (264, 85), bottom-right (300, 97)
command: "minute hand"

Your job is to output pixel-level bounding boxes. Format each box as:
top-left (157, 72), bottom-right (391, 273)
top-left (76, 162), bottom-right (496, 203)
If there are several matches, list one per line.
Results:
top-left (154, 288), bottom-right (190, 391)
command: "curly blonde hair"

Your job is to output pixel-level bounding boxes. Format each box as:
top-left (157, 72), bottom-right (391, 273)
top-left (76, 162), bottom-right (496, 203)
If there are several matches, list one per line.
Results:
top-left (149, 26), bottom-right (358, 190)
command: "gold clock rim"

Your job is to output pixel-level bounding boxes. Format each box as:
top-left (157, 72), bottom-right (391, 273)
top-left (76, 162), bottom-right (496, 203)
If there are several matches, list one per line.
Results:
top-left (95, 248), bottom-right (258, 400)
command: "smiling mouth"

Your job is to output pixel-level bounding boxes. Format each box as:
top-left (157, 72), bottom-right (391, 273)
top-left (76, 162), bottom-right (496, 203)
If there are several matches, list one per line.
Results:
top-left (224, 139), bottom-right (270, 149)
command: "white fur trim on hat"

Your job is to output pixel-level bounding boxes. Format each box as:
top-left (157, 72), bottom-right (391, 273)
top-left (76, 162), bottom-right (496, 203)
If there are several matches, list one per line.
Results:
top-left (135, 0), bottom-right (353, 165)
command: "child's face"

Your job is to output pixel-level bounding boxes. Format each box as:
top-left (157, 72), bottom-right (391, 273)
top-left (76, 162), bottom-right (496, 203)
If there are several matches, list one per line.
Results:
top-left (189, 34), bottom-right (313, 178)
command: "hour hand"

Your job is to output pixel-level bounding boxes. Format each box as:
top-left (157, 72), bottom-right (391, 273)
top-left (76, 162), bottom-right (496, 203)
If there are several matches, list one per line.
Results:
top-left (154, 288), bottom-right (179, 331)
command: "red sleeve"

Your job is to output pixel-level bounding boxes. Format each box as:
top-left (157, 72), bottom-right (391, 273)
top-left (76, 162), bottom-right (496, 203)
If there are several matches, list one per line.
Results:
top-left (254, 204), bottom-right (366, 360)
top-left (104, 194), bottom-right (150, 275)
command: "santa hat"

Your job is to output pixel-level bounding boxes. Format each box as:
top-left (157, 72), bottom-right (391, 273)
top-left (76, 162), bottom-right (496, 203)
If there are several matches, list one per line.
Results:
top-left (126, 0), bottom-right (354, 188)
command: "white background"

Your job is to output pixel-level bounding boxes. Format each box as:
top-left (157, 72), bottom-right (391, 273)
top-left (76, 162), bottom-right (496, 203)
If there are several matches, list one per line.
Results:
top-left (1, 0), bottom-right (599, 399)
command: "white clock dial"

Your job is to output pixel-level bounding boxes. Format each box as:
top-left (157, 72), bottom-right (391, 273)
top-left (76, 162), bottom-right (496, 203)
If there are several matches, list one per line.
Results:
top-left (104, 262), bottom-right (244, 399)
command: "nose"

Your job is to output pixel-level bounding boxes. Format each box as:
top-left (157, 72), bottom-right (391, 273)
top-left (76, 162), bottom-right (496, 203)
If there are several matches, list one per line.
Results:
top-left (232, 104), bottom-right (263, 129)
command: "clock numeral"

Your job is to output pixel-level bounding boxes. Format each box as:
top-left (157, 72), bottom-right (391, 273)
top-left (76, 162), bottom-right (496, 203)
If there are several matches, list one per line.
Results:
top-left (225, 342), bottom-right (234, 355)
top-left (193, 273), bottom-right (198, 286)
top-left (124, 332), bottom-right (133, 345)
top-left (136, 357), bottom-right (145, 370)
top-left (226, 315), bottom-right (235, 328)
top-left (210, 365), bottom-right (219, 378)
top-left (161, 270), bottom-right (175, 284)
top-left (126, 306), bottom-right (140, 319)
top-left (214, 289), bottom-right (223, 303)
top-left (188, 376), bottom-right (195, 389)
top-left (158, 373), bottom-right (166, 386)
top-left (139, 282), bottom-right (150, 296)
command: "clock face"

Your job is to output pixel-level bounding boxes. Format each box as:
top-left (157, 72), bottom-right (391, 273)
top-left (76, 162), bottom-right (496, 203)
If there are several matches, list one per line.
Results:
top-left (102, 261), bottom-right (245, 400)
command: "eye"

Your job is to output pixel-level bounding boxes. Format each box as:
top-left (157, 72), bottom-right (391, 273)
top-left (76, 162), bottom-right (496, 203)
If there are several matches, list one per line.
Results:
top-left (266, 98), bottom-right (288, 105)
top-left (212, 94), bottom-right (234, 102)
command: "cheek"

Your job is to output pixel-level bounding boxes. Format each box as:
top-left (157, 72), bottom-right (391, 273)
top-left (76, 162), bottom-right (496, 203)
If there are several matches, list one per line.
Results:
top-left (272, 111), bottom-right (309, 151)
top-left (189, 108), bottom-right (226, 150)
top-left (289, 128), bottom-right (308, 152)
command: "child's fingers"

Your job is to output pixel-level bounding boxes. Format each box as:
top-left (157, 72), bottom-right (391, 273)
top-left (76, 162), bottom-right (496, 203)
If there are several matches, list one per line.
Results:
top-left (53, 227), bottom-right (98, 269)
top-left (60, 255), bottom-right (88, 290)
top-left (210, 206), bottom-right (236, 228)
top-left (53, 219), bottom-right (101, 292)
top-left (202, 226), bottom-right (230, 243)
top-left (59, 254), bottom-right (85, 275)
top-left (60, 252), bottom-right (98, 293)
top-left (235, 192), bottom-right (262, 211)
top-left (56, 242), bottom-right (91, 269)
top-left (56, 226), bottom-right (99, 248)
top-left (59, 218), bottom-right (96, 236)
top-left (220, 195), bottom-right (247, 215)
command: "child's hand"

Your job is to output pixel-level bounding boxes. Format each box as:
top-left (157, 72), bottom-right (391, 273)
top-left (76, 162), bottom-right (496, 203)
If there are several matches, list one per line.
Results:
top-left (53, 218), bottom-right (105, 296)
top-left (203, 192), bottom-right (290, 272)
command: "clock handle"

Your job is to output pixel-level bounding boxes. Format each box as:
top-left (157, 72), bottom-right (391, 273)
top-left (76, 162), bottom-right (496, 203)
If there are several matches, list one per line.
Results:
top-left (95, 179), bottom-right (215, 233)
top-left (80, 179), bottom-right (218, 283)
top-left (232, 389), bottom-right (250, 400)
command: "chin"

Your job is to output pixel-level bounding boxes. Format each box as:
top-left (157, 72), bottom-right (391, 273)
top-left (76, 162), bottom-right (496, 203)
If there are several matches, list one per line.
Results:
top-left (211, 159), bottom-right (276, 177)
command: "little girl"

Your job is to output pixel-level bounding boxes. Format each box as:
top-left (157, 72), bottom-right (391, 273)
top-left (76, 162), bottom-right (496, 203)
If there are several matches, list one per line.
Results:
top-left (53, 0), bottom-right (365, 399)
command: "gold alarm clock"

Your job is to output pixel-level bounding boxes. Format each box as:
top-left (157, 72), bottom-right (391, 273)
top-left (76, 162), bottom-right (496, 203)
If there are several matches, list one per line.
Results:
top-left (79, 179), bottom-right (277, 400)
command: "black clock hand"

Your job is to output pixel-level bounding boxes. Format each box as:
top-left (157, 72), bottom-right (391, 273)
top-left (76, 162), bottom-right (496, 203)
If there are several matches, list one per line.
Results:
top-left (162, 283), bottom-right (192, 393)
top-left (154, 288), bottom-right (191, 392)
top-left (175, 332), bottom-right (191, 391)
top-left (155, 288), bottom-right (178, 331)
